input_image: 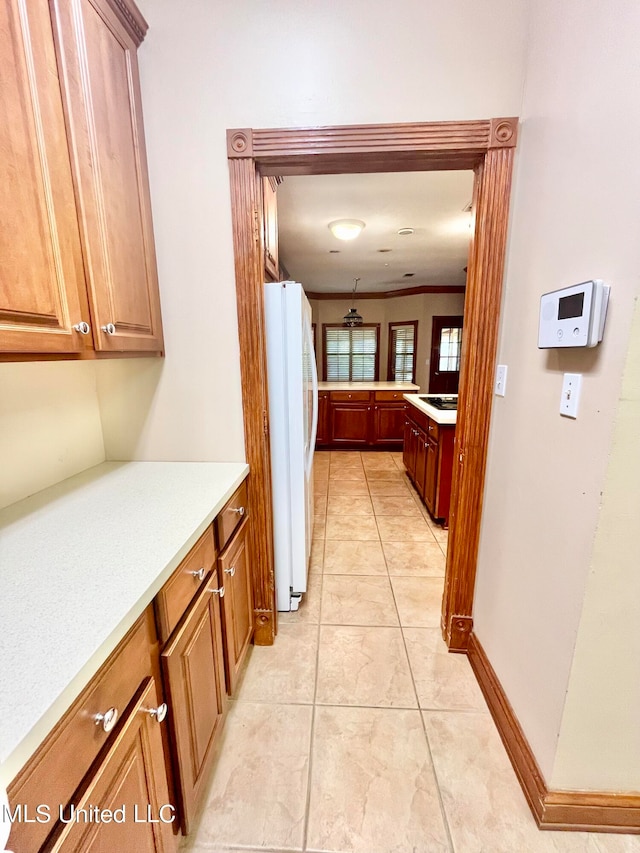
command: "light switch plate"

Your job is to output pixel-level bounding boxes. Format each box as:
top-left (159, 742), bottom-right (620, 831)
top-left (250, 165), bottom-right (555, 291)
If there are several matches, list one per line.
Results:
top-left (560, 373), bottom-right (582, 418)
top-left (495, 364), bottom-right (508, 397)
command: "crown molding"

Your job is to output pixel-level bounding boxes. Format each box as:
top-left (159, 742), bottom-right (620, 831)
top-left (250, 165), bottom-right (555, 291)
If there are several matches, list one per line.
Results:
top-left (306, 285), bottom-right (466, 301)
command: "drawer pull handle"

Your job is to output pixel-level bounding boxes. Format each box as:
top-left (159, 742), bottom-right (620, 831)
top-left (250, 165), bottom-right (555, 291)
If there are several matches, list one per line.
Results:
top-left (73, 321), bottom-right (90, 335)
top-left (95, 707), bottom-right (118, 733)
top-left (231, 506), bottom-right (245, 516)
top-left (101, 323), bottom-right (116, 335)
top-left (209, 585), bottom-right (225, 597)
top-left (147, 703), bottom-right (168, 723)
top-left (224, 566), bottom-right (236, 577)
top-left (190, 567), bottom-right (205, 581)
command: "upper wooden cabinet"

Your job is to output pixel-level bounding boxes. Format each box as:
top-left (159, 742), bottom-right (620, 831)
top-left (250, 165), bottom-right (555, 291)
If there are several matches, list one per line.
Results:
top-left (0, 0), bottom-right (164, 357)
top-left (0, 0), bottom-right (90, 354)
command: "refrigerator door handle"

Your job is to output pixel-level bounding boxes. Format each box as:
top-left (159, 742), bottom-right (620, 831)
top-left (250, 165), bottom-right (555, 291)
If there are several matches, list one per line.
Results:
top-left (304, 316), bottom-right (319, 478)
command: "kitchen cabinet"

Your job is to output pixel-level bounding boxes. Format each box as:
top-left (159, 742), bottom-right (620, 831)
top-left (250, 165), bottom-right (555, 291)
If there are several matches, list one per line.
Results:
top-left (323, 390), bottom-right (407, 448)
top-left (218, 518), bottom-right (253, 695)
top-left (316, 391), bottom-right (329, 445)
top-left (1, 0), bottom-right (164, 357)
top-left (404, 403), bottom-right (455, 525)
top-left (161, 569), bottom-right (227, 835)
top-left (263, 176), bottom-right (279, 282)
top-left (7, 608), bottom-right (175, 853)
top-left (43, 678), bottom-right (175, 853)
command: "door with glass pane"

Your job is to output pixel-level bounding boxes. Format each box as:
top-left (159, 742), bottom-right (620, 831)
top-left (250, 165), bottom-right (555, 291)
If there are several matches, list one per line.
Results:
top-left (429, 316), bottom-right (464, 394)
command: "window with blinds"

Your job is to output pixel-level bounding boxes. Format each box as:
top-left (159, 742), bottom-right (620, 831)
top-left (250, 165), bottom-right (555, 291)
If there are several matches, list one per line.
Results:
top-left (438, 326), bottom-right (462, 372)
top-left (324, 325), bottom-right (379, 381)
top-left (388, 322), bottom-right (417, 382)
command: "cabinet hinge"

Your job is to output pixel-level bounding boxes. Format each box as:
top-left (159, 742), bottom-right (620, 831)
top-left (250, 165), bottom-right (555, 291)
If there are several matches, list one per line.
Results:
top-left (263, 409), bottom-right (269, 437)
top-left (253, 207), bottom-right (260, 246)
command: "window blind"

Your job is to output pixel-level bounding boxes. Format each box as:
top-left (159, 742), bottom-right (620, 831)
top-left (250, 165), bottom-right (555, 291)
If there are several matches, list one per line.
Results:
top-left (325, 327), bottom-right (377, 381)
top-left (390, 324), bottom-right (416, 382)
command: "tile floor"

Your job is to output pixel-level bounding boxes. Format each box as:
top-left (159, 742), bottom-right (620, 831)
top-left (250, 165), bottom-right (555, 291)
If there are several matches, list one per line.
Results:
top-left (183, 451), bottom-right (640, 853)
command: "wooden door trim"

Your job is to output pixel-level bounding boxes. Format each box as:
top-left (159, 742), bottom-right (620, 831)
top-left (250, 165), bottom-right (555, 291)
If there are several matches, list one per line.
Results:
top-left (227, 117), bottom-right (518, 648)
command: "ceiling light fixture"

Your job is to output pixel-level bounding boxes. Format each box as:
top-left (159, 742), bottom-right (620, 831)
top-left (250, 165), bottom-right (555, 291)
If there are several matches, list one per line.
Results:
top-left (343, 278), bottom-right (364, 327)
top-left (329, 219), bottom-right (365, 241)
top-left (397, 227), bottom-right (414, 236)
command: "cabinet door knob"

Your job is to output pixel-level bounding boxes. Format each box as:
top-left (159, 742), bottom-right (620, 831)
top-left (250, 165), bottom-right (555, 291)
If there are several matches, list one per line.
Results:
top-left (95, 707), bottom-right (118, 733)
top-left (224, 566), bottom-right (236, 577)
top-left (190, 567), bottom-right (205, 581)
top-left (147, 703), bottom-right (168, 723)
top-left (231, 506), bottom-right (245, 516)
top-left (73, 321), bottom-right (90, 335)
top-left (101, 323), bottom-right (116, 335)
top-left (209, 585), bottom-right (225, 597)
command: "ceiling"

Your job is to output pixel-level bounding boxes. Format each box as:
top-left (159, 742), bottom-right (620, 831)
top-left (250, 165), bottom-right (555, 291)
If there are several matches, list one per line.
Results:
top-left (277, 170), bottom-right (474, 294)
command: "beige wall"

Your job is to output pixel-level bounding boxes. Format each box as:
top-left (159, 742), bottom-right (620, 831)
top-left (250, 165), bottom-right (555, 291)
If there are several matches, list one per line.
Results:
top-left (0, 363), bottom-right (105, 509)
top-left (474, 0), bottom-right (640, 785)
top-left (95, 0), bottom-right (527, 462)
top-left (310, 292), bottom-right (465, 391)
top-left (551, 299), bottom-right (640, 790)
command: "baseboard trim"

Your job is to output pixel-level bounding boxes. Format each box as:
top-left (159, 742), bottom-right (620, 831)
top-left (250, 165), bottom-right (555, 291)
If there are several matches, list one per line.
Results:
top-left (467, 632), bottom-right (640, 834)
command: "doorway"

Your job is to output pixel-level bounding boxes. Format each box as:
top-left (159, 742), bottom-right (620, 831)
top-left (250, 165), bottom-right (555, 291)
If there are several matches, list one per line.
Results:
top-left (227, 118), bottom-right (518, 651)
top-left (429, 315), bottom-right (464, 394)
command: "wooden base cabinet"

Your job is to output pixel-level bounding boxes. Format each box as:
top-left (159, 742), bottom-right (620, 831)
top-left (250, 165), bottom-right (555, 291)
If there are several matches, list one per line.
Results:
top-left (218, 518), bottom-right (253, 695)
top-left (404, 405), bottom-right (455, 525)
top-left (43, 678), bottom-right (176, 853)
top-left (320, 390), bottom-right (407, 448)
top-left (161, 572), bottom-right (227, 835)
top-left (316, 392), bottom-right (329, 445)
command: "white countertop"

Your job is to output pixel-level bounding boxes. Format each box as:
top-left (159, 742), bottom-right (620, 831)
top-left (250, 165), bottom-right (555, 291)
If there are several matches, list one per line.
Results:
top-left (319, 381), bottom-right (419, 391)
top-left (0, 460), bottom-right (248, 787)
top-left (404, 394), bottom-right (458, 425)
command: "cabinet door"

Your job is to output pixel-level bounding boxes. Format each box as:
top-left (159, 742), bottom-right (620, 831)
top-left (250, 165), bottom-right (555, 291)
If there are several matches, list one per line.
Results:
top-left (51, 0), bottom-right (164, 352)
top-left (424, 437), bottom-right (438, 514)
top-left (219, 519), bottom-right (253, 695)
top-left (0, 0), bottom-right (90, 354)
top-left (262, 176), bottom-right (279, 282)
top-left (162, 572), bottom-right (227, 834)
top-left (316, 393), bottom-right (328, 445)
top-left (372, 404), bottom-right (406, 445)
top-left (44, 677), bottom-right (176, 853)
top-left (402, 418), bottom-right (414, 476)
top-left (330, 403), bottom-right (370, 445)
top-left (415, 431), bottom-right (428, 498)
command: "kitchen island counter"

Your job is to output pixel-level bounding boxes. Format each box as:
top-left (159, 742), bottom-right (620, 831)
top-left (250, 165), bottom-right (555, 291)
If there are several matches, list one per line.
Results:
top-left (404, 393), bottom-right (458, 425)
top-left (0, 460), bottom-right (248, 787)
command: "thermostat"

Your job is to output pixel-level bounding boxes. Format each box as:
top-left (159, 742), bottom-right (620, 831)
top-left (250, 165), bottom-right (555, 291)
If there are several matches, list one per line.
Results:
top-left (538, 280), bottom-right (610, 348)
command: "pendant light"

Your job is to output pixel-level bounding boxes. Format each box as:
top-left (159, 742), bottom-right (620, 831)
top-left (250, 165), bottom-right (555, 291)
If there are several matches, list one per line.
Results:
top-left (343, 278), bottom-right (363, 327)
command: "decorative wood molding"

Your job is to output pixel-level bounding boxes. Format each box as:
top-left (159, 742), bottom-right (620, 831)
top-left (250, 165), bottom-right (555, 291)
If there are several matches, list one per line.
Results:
top-left (227, 128), bottom-right (254, 158)
top-left (228, 161), bottom-right (276, 646)
top-left (254, 608), bottom-right (275, 645)
top-left (104, 0), bottom-right (148, 45)
top-left (306, 285), bottom-right (466, 301)
top-left (468, 633), bottom-right (640, 833)
top-left (489, 117), bottom-right (519, 149)
top-left (448, 614), bottom-right (473, 652)
top-left (228, 117), bottom-right (518, 653)
top-left (442, 146), bottom-right (516, 647)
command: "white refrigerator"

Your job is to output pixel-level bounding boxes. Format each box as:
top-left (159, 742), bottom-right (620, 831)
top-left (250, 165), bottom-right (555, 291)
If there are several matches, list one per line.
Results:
top-left (264, 281), bottom-right (318, 611)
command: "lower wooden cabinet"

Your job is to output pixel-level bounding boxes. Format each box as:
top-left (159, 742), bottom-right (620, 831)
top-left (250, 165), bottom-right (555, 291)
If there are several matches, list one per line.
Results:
top-left (321, 390), bottom-right (407, 448)
top-left (161, 570), bottom-right (227, 835)
top-left (404, 405), bottom-right (455, 525)
top-left (43, 678), bottom-right (175, 853)
top-left (218, 518), bottom-right (253, 695)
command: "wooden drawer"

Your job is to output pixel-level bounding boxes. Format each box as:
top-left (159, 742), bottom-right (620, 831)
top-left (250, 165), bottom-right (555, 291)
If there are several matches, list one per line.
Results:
top-left (8, 609), bottom-right (156, 853)
top-left (426, 419), bottom-right (440, 441)
top-left (330, 390), bottom-right (371, 402)
top-left (215, 479), bottom-right (248, 551)
top-left (155, 527), bottom-right (216, 643)
top-left (374, 390), bottom-right (406, 402)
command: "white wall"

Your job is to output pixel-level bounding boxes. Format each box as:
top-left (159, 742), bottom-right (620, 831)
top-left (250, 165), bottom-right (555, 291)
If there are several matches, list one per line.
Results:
top-left (310, 292), bottom-right (465, 391)
top-left (474, 0), bottom-right (640, 785)
top-left (97, 0), bottom-right (527, 462)
top-left (0, 363), bottom-right (105, 509)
